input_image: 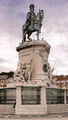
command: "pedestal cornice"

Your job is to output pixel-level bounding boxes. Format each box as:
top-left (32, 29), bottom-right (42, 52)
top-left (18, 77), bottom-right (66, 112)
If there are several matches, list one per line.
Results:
top-left (16, 40), bottom-right (51, 52)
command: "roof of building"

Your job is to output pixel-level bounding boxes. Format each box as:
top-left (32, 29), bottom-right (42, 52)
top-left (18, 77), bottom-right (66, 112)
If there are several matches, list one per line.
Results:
top-left (53, 75), bottom-right (68, 81)
top-left (0, 75), bottom-right (9, 80)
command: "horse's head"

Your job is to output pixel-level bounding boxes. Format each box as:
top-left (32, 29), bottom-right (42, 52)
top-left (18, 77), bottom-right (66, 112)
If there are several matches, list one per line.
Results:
top-left (39, 9), bottom-right (44, 19)
top-left (35, 9), bottom-right (44, 23)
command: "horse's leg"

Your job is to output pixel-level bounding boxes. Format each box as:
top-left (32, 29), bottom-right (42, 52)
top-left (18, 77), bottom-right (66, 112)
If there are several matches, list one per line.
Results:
top-left (27, 31), bottom-right (32, 41)
top-left (37, 31), bottom-right (39, 40)
top-left (22, 28), bottom-right (26, 43)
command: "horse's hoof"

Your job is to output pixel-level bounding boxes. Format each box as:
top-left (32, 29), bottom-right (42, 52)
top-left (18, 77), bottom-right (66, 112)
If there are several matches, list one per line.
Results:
top-left (29, 38), bottom-right (32, 41)
top-left (27, 38), bottom-right (32, 42)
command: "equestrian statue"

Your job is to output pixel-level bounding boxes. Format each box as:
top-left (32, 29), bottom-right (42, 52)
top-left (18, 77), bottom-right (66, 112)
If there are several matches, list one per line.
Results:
top-left (22, 4), bottom-right (44, 43)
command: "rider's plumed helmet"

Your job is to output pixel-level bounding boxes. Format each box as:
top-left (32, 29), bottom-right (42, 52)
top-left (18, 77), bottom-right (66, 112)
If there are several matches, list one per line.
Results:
top-left (29, 4), bottom-right (35, 8)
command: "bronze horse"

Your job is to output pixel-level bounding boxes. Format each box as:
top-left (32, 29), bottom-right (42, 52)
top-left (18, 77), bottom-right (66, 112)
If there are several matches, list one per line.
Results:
top-left (22, 10), bottom-right (44, 42)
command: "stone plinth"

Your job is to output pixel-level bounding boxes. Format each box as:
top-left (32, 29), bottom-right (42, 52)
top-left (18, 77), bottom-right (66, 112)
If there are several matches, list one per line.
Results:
top-left (14, 40), bottom-right (51, 84)
top-left (14, 40), bottom-right (51, 115)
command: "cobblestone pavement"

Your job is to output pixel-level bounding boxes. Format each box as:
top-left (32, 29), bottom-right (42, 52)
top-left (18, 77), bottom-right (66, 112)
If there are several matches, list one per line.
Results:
top-left (0, 113), bottom-right (68, 119)
top-left (0, 119), bottom-right (68, 120)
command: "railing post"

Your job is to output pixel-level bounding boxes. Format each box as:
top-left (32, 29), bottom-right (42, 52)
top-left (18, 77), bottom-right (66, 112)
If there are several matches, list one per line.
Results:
top-left (64, 89), bottom-right (66, 104)
top-left (41, 86), bottom-right (47, 113)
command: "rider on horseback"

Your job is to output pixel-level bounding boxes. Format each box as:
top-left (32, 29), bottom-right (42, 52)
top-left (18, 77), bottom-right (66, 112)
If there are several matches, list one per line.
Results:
top-left (22, 4), bottom-right (36, 43)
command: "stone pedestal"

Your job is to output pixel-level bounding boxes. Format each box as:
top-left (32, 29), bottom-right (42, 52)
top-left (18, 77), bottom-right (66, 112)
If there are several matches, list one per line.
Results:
top-left (14, 40), bottom-right (51, 115)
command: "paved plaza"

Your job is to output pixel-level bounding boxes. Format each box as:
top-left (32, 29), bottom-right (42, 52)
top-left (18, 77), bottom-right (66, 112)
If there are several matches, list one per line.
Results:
top-left (0, 113), bottom-right (68, 120)
top-left (0, 119), bottom-right (68, 120)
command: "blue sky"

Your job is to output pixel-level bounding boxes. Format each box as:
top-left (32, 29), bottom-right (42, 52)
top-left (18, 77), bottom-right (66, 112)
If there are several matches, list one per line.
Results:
top-left (0, 0), bottom-right (68, 75)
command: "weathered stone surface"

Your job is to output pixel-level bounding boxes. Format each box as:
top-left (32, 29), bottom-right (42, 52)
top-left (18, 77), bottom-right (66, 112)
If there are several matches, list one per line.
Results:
top-left (14, 40), bottom-right (51, 85)
top-left (16, 40), bottom-right (51, 52)
top-left (14, 40), bottom-right (56, 115)
top-left (14, 40), bottom-right (51, 115)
